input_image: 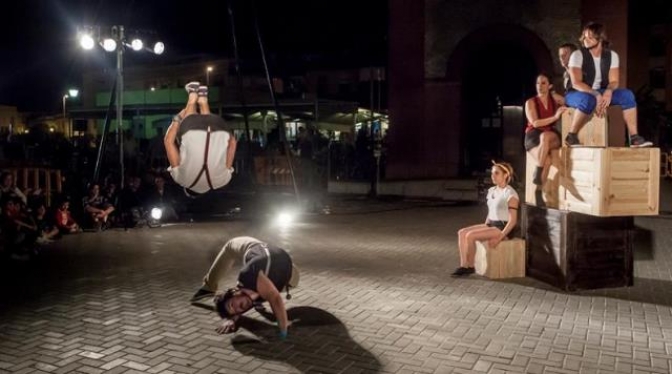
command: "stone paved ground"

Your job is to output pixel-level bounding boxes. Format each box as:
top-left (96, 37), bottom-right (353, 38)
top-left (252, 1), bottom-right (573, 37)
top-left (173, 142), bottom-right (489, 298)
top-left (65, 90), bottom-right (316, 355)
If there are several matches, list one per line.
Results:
top-left (1, 183), bottom-right (672, 374)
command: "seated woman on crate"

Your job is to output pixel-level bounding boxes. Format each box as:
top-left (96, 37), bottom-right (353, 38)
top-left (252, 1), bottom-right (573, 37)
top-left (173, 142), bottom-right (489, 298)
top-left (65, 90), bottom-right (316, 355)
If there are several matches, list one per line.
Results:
top-left (524, 73), bottom-right (566, 186)
top-left (451, 161), bottom-right (520, 277)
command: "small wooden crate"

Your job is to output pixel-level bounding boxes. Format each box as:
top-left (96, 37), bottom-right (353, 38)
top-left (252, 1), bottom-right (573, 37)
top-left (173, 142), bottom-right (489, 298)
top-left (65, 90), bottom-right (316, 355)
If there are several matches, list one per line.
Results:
top-left (525, 149), bottom-right (562, 209)
top-left (525, 204), bottom-right (633, 291)
top-left (560, 106), bottom-right (626, 147)
top-left (560, 147), bottom-right (660, 216)
top-left (474, 238), bottom-right (526, 279)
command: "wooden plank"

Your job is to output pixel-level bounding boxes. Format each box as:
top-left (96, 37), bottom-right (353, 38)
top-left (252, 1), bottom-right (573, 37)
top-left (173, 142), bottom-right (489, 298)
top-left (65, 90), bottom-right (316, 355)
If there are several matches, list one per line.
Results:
top-left (649, 148), bottom-right (660, 215)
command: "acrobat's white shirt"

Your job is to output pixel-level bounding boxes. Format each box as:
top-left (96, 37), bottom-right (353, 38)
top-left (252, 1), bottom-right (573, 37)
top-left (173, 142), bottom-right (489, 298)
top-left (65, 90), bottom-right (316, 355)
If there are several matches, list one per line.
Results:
top-left (168, 130), bottom-right (232, 194)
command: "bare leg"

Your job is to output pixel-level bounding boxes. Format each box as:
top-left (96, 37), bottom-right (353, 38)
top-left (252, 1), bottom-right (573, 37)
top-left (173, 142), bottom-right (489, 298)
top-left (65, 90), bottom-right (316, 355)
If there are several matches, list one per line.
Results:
top-left (569, 110), bottom-right (591, 134)
top-left (622, 107), bottom-right (638, 136)
top-left (457, 224), bottom-right (488, 267)
top-left (464, 227), bottom-right (505, 267)
top-left (185, 92), bottom-right (198, 117)
top-left (197, 94), bottom-right (211, 115)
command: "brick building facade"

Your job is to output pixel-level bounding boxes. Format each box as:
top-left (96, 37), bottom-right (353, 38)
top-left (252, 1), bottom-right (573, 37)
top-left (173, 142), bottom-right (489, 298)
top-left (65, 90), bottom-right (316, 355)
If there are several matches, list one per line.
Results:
top-left (386, 0), bottom-right (630, 179)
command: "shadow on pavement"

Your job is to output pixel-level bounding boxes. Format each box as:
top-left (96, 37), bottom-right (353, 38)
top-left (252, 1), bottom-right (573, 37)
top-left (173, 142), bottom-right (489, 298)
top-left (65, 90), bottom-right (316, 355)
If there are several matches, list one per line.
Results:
top-left (497, 275), bottom-right (672, 308)
top-left (232, 306), bottom-right (381, 373)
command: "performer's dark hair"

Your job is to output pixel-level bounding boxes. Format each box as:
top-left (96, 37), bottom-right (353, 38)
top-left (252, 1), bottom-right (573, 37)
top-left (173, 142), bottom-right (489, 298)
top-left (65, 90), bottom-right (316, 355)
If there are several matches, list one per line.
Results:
top-left (214, 288), bottom-right (237, 319)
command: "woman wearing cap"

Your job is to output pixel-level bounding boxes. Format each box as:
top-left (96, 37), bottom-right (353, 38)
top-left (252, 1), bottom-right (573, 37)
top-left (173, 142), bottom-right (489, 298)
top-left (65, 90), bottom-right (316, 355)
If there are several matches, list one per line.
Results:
top-left (451, 161), bottom-right (520, 277)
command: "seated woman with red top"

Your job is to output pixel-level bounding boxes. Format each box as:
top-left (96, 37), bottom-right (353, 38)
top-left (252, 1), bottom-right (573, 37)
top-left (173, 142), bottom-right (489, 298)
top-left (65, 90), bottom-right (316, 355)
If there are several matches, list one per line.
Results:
top-left (524, 73), bottom-right (567, 186)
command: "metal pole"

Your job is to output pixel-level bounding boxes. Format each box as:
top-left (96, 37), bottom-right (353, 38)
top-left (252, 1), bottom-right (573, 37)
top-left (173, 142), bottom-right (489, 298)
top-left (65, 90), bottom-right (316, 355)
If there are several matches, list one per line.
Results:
top-left (228, 1), bottom-right (254, 183)
top-left (252, 0), bottom-right (300, 203)
top-left (93, 77), bottom-right (118, 183)
top-left (369, 66), bottom-right (376, 197)
top-left (117, 26), bottom-right (125, 188)
top-left (62, 95), bottom-right (67, 135)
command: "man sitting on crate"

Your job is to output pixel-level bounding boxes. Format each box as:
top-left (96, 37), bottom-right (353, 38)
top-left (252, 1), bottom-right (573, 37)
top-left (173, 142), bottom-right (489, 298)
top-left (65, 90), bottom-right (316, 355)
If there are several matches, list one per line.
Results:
top-left (564, 22), bottom-right (652, 148)
top-left (164, 82), bottom-right (237, 196)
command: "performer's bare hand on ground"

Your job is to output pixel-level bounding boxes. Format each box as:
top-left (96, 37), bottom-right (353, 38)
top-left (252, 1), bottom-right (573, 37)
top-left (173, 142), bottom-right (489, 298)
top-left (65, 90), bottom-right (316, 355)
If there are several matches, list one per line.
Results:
top-left (216, 319), bottom-right (238, 334)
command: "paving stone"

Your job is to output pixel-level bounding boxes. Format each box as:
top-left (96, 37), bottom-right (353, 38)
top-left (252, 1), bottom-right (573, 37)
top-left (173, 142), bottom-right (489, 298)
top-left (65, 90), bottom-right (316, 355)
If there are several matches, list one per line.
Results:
top-left (2, 196), bottom-right (672, 373)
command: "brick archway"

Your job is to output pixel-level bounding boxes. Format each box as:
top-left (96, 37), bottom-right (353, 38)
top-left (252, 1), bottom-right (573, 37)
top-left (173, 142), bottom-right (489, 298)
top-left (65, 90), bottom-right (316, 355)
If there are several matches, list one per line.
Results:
top-left (445, 24), bottom-right (555, 175)
top-left (446, 24), bottom-right (554, 83)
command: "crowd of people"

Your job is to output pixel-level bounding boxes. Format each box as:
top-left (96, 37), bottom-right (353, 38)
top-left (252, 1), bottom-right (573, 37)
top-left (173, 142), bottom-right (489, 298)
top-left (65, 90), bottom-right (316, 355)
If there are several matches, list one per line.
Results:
top-left (0, 170), bottom-right (184, 261)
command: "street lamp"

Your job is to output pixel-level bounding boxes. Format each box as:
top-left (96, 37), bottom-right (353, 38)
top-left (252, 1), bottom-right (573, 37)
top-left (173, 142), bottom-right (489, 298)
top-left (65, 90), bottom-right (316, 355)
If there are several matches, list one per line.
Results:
top-left (206, 66), bottom-right (214, 85)
top-left (78, 25), bottom-right (164, 186)
top-left (62, 89), bottom-right (79, 138)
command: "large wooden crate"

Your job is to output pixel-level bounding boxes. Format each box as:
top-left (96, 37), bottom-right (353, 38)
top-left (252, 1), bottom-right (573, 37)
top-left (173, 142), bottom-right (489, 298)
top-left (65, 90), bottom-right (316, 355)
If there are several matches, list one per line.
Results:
top-left (474, 238), bottom-right (526, 279)
top-left (560, 147), bottom-right (660, 216)
top-left (525, 149), bottom-right (562, 209)
top-left (525, 204), bottom-right (633, 291)
top-left (560, 106), bottom-right (626, 147)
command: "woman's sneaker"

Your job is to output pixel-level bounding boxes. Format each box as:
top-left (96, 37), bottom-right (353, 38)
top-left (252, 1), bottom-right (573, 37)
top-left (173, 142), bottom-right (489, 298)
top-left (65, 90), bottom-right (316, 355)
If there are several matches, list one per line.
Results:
top-left (185, 81), bottom-right (200, 94)
top-left (451, 267), bottom-right (475, 277)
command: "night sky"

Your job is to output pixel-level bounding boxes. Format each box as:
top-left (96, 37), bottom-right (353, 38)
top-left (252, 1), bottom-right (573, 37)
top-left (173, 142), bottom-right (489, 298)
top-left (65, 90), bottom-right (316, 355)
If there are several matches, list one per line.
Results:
top-left (0, 0), bottom-right (388, 113)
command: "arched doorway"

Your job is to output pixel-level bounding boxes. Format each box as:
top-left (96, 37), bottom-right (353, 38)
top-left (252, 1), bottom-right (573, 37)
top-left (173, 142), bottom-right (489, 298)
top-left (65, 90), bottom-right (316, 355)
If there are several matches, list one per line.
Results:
top-left (446, 24), bottom-right (554, 176)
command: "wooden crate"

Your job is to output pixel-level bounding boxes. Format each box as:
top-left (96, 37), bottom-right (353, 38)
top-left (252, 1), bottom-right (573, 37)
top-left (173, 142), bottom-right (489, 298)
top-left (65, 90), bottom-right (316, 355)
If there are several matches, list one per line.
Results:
top-left (525, 204), bottom-right (633, 291)
top-left (474, 238), bottom-right (526, 279)
top-left (560, 106), bottom-right (626, 147)
top-left (560, 147), bottom-right (660, 216)
top-left (525, 149), bottom-right (562, 209)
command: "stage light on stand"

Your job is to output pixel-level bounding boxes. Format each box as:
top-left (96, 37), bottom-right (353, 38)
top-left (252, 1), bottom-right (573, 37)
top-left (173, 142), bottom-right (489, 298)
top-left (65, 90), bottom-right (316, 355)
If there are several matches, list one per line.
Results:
top-left (152, 42), bottom-right (165, 55)
top-left (151, 207), bottom-right (163, 220)
top-left (102, 38), bottom-right (117, 52)
top-left (80, 33), bottom-right (95, 50)
top-left (130, 38), bottom-right (143, 51)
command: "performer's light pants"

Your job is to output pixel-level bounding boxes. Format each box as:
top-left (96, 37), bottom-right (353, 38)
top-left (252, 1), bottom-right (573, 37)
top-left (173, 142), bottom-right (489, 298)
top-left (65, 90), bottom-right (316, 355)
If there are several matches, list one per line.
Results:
top-left (202, 236), bottom-right (300, 292)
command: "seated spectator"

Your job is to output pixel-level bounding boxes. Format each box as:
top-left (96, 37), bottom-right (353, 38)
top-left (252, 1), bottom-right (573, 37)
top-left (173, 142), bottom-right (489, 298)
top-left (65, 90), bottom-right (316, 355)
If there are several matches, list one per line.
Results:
top-left (103, 182), bottom-right (119, 226)
top-left (82, 183), bottom-right (115, 230)
top-left (33, 202), bottom-right (60, 243)
top-left (118, 176), bottom-right (144, 228)
top-left (0, 172), bottom-right (28, 205)
top-left (1, 197), bottom-right (39, 259)
top-left (55, 200), bottom-right (81, 234)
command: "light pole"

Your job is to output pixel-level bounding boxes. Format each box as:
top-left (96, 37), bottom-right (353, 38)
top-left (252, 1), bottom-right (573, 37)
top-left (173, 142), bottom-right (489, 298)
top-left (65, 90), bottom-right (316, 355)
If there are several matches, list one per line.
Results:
top-left (206, 66), bottom-right (214, 86)
top-left (79, 26), bottom-right (164, 186)
top-left (62, 89), bottom-right (79, 138)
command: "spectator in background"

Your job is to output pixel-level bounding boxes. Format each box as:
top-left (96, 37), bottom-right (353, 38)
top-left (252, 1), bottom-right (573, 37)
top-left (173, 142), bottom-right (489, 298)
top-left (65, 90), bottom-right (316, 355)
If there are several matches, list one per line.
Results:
top-left (558, 42), bottom-right (578, 94)
top-left (82, 184), bottom-right (115, 230)
top-left (119, 176), bottom-right (144, 228)
top-left (33, 202), bottom-right (59, 243)
top-left (0, 172), bottom-right (28, 205)
top-left (144, 174), bottom-right (179, 222)
top-left (55, 200), bottom-right (81, 234)
top-left (2, 197), bottom-right (39, 259)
